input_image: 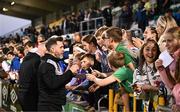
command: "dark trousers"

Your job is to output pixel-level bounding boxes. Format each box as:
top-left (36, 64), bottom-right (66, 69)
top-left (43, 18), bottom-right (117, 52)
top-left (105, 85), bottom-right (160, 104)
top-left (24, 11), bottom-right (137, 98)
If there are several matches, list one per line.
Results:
top-left (38, 104), bottom-right (62, 111)
top-left (21, 104), bottom-right (37, 111)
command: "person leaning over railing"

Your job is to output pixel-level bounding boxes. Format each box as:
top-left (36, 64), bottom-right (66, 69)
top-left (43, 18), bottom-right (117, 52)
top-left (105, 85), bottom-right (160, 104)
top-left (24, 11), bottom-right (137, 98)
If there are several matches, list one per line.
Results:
top-left (102, 27), bottom-right (135, 71)
top-left (87, 51), bottom-right (133, 112)
top-left (133, 39), bottom-right (161, 111)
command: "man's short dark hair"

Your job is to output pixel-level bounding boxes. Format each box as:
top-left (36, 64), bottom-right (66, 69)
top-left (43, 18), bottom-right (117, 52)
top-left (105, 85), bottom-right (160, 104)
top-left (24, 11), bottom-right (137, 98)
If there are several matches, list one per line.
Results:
top-left (24, 41), bottom-right (35, 48)
top-left (45, 36), bottom-right (63, 52)
top-left (103, 27), bottom-right (123, 42)
top-left (81, 53), bottom-right (94, 62)
top-left (55, 36), bottom-right (63, 42)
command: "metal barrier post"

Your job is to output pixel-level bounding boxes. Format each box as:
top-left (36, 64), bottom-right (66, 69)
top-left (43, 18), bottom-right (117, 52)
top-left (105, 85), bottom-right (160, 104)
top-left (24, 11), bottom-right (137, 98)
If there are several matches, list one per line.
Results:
top-left (144, 106), bottom-right (147, 112)
top-left (129, 93), bottom-right (137, 112)
top-left (153, 97), bottom-right (158, 110)
top-left (109, 88), bottom-right (114, 112)
top-left (158, 96), bottom-right (165, 106)
top-left (113, 93), bottom-right (118, 112)
top-left (133, 95), bottom-right (136, 112)
top-left (98, 95), bottom-right (107, 112)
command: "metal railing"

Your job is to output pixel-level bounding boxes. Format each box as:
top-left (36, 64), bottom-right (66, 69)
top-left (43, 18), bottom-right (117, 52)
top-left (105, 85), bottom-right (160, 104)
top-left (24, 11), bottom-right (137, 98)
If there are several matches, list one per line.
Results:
top-left (79, 17), bottom-right (105, 35)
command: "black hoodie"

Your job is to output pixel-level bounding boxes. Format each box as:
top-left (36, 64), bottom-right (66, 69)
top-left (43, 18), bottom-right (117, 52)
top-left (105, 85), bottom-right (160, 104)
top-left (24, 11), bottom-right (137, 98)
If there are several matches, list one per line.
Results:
top-left (37, 53), bottom-right (74, 111)
top-left (18, 52), bottom-right (41, 111)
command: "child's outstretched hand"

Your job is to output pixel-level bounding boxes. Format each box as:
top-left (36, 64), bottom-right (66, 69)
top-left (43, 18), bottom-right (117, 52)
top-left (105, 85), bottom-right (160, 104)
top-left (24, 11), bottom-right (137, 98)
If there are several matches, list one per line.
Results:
top-left (92, 70), bottom-right (107, 78)
top-left (88, 83), bottom-right (100, 92)
top-left (86, 74), bottom-right (96, 81)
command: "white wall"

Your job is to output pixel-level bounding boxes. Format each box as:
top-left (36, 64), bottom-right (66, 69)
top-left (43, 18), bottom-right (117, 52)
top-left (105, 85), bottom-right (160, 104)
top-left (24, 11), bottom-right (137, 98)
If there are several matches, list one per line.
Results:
top-left (0, 14), bottom-right (31, 36)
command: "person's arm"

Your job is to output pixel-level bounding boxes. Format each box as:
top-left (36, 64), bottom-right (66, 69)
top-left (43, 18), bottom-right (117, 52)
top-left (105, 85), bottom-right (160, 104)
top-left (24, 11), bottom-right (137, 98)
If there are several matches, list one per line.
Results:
top-left (127, 62), bottom-right (135, 71)
top-left (66, 77), bottom-right (77, 86)
top-left (87, 74), bottom-right (116, 86)
top-left (155, 59), bottom-right (174, 90)
top-left (132, 37), bottom-right (144, 49)
top-left (158, 68), bottom-right (174, 90)
top-left (41, 63), bottom-right (75, 89)
top-left (94, 75), bottom-right (117, 86)
top-left (92, 70), bottom-right (108, 78)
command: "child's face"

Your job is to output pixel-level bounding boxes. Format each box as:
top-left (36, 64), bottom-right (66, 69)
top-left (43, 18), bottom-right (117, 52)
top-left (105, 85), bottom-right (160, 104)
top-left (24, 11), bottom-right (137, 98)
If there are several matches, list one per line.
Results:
top-left (104, 38), bottom-right (113, 50)
top-left (163, 33), bottom-right (179, 54)
top-left (37, 36), bottom-right (44, 44)
top-left (13, 48), bottom-right (19, 55)
top-left (73, 47), bottom-right (80, 56)
top-left (82, 41), bottom-right (91, 53)
top-left (143, 42), bottom-right (158, 64)
top-left (96, 36), bottom-right (104, 47)
top-left (81, 57), bottom-right (92, 69)
top-left (7, 54), bottom-right (14, 61)
top-left (73, 58), bottom-right (81, 67)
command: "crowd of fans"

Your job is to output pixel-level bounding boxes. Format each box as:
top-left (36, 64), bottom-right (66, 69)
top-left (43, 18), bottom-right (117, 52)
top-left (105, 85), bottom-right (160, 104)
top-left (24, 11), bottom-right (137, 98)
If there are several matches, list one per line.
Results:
top-left (1, 0), bottom-right (179, 43)
top-left (0, 0), bottom-right (179, 112)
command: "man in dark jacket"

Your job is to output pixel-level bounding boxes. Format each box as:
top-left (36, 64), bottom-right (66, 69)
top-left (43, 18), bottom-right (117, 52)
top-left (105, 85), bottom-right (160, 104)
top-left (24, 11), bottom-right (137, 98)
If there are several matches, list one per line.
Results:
top-left (37, 36), bottom-right (79, 111)
top-left (18, 42), bottom-right (46, 111)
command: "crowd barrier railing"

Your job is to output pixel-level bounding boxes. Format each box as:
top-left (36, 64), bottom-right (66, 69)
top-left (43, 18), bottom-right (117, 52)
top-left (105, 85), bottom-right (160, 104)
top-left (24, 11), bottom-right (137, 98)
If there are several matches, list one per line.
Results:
top-left (109, 88), bottom-right (168, 112)
top-left (0, 79), bottom-right (170, 112)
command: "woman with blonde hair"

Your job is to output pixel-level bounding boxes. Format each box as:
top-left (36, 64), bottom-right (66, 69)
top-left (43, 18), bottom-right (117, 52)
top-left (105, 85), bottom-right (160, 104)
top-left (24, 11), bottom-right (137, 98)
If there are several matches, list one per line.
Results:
top-left (156, 15), bottom-right (178, 51)
top-left (155, 27), bottom-right (180, 110)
